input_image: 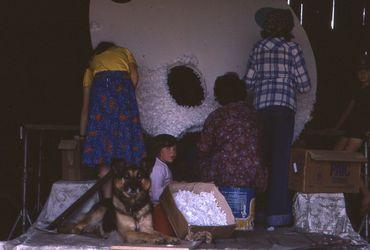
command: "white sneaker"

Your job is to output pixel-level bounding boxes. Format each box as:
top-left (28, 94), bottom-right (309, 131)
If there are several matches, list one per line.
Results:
top-left (266, 226), bottom-right (275, 231)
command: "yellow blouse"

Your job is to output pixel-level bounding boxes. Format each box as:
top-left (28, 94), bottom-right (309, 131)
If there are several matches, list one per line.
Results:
top-left (82, 46), bottom-right (137, 87)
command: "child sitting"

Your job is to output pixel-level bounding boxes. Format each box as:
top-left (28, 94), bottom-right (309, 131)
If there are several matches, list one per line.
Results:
top-left (149, 134), bottom-right (177, 204)
top-left (147, 134), bottom-right (177, 236)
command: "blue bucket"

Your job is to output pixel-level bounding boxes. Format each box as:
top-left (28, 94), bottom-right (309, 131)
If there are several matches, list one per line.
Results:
top-left (219, 186), bottom-right (256, 230)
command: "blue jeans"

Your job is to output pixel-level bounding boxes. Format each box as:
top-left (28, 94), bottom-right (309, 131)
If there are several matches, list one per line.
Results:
top-left (259, 106), bottom-right (295, 226)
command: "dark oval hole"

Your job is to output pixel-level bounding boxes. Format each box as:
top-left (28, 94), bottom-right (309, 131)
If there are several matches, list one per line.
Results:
top-left (167, 66), bottom-right (205, 107)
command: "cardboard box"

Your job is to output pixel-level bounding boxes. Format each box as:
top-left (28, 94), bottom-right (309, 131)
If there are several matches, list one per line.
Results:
top-left (289, 149), bottom-right (366, 193)
top-left (58, 137), bottom-right (95, 181)
top-left (160, 182), bottom-right (236, 239)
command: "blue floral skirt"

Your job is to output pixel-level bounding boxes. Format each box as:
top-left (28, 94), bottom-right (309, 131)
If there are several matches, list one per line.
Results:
top-left (82, 71), bottom-right (145, 166)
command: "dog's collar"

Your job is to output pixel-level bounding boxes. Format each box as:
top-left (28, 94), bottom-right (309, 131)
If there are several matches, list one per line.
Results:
top-left (113, 203), bottom-right (148, 232)
top-left (113, 198), bottom-right (149, 215)
top-left (113, 202), bottom-right (150, 217)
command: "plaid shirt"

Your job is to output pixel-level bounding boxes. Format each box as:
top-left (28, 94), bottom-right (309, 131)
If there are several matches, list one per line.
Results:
top-left (244, 37), bottom-right (311, 112)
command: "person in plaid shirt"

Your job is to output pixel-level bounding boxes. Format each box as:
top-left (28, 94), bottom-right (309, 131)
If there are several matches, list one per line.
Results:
top-left (244, 8), bottom-right (311, 230)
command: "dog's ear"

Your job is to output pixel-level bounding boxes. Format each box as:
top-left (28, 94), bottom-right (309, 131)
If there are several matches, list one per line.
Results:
top-left (111, 158), bottom-right (126, 175)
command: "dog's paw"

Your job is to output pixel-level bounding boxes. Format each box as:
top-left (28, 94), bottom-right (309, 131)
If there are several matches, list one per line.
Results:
top-left (165, 236), bottom-right (180, 245)
top-left (86, 224), bottom-right (110, 238)
top-left (153, 236), bottom-right (167, 244)
top-left (185, 231), bottom-right (213, 244)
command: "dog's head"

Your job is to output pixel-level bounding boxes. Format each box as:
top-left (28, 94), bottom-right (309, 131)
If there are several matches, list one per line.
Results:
top-left (111, 158), bottom-right (151, 202)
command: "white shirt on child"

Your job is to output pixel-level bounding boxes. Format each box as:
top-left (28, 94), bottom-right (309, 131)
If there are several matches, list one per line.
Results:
top-left (150, 157), bottom-right (173, 204)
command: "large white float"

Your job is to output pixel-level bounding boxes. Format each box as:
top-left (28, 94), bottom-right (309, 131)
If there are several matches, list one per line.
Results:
top-left (90, 0), bottom-right (317, 139)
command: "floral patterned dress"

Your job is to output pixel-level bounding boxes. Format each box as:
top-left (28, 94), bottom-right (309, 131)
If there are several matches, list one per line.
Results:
top-left (197, 101), bottom-right (267, 192)
top-left (82, 71), bottom-right (145, 166)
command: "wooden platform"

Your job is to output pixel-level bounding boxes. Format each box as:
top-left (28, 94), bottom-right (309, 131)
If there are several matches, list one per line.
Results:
top-left (194, 227), bottom-right (359, 249)
top-left (111, 227), bottom-right (357, 250)
top-left (3, 225), bottom-right (366, 250)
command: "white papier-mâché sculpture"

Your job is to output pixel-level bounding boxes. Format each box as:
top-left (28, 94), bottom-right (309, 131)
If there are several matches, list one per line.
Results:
top-left (90, 0), bottom-right (316, 138)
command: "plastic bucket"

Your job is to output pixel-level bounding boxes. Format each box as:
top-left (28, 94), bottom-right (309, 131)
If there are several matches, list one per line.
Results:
top-left (219, 186), bottom-right (256, 230)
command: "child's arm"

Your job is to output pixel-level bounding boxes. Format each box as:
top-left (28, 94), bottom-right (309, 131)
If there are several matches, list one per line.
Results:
top-left (150, 166), bottom-right (165, 204)
top-left (293, 45), bottom-right (311, 93)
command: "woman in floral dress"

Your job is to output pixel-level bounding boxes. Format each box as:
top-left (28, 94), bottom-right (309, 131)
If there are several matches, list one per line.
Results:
top-left (197, 73), bottom-right (267, 192)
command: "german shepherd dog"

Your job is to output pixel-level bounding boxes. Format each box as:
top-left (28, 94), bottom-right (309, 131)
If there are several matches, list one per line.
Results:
top-left (58, 159), bottom-right (179, 244)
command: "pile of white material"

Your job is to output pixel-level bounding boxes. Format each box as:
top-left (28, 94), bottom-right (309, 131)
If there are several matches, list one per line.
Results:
top-left (173, 190), bottom-right (227, 226)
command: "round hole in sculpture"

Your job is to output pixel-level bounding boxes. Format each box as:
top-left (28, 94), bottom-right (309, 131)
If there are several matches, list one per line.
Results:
top-left (167, 66), bottom-right (205, 107)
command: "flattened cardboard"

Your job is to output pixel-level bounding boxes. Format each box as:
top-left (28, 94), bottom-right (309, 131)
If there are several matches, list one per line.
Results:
top-left (289, 149), bottom-right (366, 193)
top-left (160, 182), bottom-right (236, 239)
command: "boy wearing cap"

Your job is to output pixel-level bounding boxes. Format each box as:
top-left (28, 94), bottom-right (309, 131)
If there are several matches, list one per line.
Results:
top-left (244, 8), bottom-right (311, 230)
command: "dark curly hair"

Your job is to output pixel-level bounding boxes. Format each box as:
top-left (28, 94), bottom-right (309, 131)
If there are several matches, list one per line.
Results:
top-left (261, 9), bottom-right (294, 41)
top-left (93, 41), bottom-right (116, 55)
top-left (151, 134), bottom-right (177, 157)
top-left (87, 41), bottom-right (116, 68)
top-left (142, 134), bottom-right (178, 172)
top-left (214, 72), bottom-right (247, 106)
